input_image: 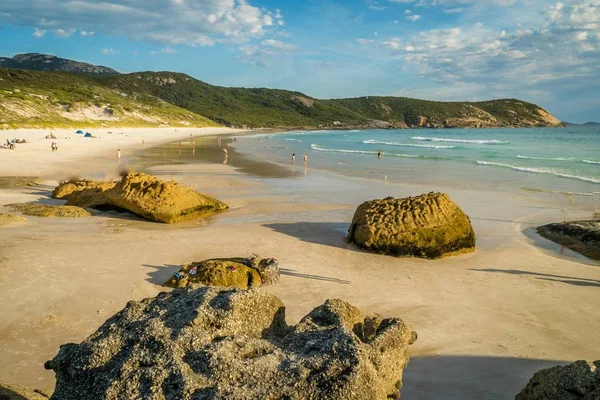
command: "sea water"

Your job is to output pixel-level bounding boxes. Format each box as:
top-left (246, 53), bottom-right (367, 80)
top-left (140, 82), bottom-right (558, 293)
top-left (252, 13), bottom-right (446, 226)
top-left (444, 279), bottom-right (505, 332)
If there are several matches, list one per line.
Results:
top-left (232, 126), bottom-right (600, 197)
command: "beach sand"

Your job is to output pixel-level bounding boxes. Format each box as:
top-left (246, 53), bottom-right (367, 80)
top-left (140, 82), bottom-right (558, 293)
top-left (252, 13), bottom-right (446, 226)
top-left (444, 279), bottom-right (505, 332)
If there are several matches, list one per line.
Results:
top-left (0, 128), bottom-right (599, 399)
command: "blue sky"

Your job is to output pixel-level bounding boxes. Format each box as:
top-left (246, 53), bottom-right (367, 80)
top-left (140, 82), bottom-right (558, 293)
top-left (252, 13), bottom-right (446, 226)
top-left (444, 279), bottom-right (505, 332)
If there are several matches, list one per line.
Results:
top-left (0, 0), bottom-right (599, 122)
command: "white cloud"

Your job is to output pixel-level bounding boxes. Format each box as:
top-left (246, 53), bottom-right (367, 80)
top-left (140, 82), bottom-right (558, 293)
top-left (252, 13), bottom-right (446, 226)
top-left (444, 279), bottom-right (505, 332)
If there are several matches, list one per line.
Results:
top-left (262, 39), bottom-right (296, 52)
top-left (101, 48), bottom-right (116, 55)
top-left (80, 30), bottom-right (94, 37)
top-left (161, 47), bottom-right (178, 54)
top-left (53, 28), bottom-right (75, 38)
top-left (406, 14), bottom-right (421, 21)
top-left (374, 0), bottom-right (600, 107)
top-left (357, 38), bottom-right (376, 44)
top-left (132, 51), bottom-right (139, 56)
top-left (32, 28), bottom-right (46, 38)
top-left (0, 0), bottom-right (283, 46)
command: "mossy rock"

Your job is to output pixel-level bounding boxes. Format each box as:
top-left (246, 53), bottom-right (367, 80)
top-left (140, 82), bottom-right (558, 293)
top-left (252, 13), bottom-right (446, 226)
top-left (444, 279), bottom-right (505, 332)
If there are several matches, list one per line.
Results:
top-left (348, 192), bottom-right (476, 259)
top-left (537, 220), bottom-right (600, 260)
top-left (165, 257), bottom-right (280, 289)
top-left (0, 176), bottom-right (42, 189)
top-left (51, 173), bottom-right (228, 223)
top-left (52, 179), bottom-right (116, 208)
top-left (7, 203), bottom-right (91, 218)
top-left (0, 380), bottom-right (50, 399)
top-left (0, 213), bottom-right (27, 226)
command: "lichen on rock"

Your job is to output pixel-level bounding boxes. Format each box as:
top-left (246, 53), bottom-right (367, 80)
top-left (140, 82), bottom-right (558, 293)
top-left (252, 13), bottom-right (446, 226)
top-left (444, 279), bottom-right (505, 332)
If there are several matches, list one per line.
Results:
top-left (45, 286), bottom-right (416, 400)
top-left (52, 173), bottom-right (228, 223)
top-left (0, 213), bottom-right (27, 226)
top-left (516, 360), bottom-right (600, 400)
top-left (348, 192), bottom-right (475, 259)
top-left (164, 257), bottom-right (280, 289)
top-left (7, 203), bottom-right (91, 218)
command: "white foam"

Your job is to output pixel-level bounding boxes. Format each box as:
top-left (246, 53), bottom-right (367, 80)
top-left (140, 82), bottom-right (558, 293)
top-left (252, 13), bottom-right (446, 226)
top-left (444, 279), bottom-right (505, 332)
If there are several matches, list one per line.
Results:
top-left (517, 155), bottom-right (574, 161)
top-left (583, 159), bottom-right (600, 165)
top-left (363, 139), bottom-right (455, 149)
top-left (412, 136), bottom-right (509, 145)
top-left (476, 161), bottom-right (600, 184)
top-left (284, 138), bottom-right (303, 142)
top-left (310, 144), bottom-right (419, 158)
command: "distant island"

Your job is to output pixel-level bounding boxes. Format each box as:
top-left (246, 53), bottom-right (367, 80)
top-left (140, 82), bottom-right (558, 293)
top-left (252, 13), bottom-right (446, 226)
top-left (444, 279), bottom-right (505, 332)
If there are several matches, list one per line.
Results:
top-left (0, 53), bottom-right (565, 130)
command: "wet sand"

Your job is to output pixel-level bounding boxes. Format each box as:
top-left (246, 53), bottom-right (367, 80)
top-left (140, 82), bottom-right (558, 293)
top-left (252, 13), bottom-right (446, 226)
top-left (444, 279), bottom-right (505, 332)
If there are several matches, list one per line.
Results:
top-left (0, 131), bottom-right (599, 399)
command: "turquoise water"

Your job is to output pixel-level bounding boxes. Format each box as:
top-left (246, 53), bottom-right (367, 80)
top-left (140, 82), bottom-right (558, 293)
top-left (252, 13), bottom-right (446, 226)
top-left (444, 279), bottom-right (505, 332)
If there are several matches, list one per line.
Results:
top-left (233, 126), bottom-right (600, 196)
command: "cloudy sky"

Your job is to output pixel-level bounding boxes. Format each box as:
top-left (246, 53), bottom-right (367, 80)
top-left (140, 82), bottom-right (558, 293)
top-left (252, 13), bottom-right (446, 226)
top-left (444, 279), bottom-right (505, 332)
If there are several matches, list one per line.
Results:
top-left (0, 0), bottom-right (599, 122)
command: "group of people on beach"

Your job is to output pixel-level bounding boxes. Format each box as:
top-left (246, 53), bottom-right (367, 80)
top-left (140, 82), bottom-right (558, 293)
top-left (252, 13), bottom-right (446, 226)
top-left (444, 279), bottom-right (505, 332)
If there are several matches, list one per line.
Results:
top-left (51, 142), bottom-right (59, 152)
top-left (292, 153), bottom-right (308, 164)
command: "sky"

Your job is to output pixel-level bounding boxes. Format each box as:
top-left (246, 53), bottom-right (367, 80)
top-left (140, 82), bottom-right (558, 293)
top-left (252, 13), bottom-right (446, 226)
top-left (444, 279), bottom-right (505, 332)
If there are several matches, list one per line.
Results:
top-left (0, 0), bottom-right (599, 122)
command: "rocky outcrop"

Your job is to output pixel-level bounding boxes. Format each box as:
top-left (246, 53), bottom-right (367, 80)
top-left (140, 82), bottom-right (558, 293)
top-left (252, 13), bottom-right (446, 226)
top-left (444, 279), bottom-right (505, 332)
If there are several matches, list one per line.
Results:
top-left (164, 257), bottom-right (280, 289)
top-left (0, 380), bottom-right (50, 399)
top-left (45, 286), bottom-right (417, 400)
top-left (0, 176), bottom-right (42, 189)
top-left (516, 360), bottom-right (600, 400)
top-left (348, 192), bottom-right (476, 259)
top-left (0, 213), bottom-right (27, 226)
top-left (52, 179), bottom-right (117, 208)
top-left (52, 173), bottom-right (228, 223)
top-left (7, 203), bottom-right (91, 218)
top-left (537, 220), bottom-right (600, 260)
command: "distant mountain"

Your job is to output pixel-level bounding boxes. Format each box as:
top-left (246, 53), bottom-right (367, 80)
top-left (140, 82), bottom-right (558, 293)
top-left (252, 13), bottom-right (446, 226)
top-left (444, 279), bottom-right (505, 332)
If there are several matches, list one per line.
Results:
top-left (583, 121), bottom-right (600, 126)
top-left (0, 55), bottom-right (565, 129)
top-left (562, 121), bottom-right (600, 126)
top-left (0, 53), bottom-right (119, 75)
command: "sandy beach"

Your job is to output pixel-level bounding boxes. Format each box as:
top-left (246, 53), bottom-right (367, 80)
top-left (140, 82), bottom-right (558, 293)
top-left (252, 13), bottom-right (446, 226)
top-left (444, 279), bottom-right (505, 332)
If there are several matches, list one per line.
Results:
top-left (1, 128), bottom-right (599, 399)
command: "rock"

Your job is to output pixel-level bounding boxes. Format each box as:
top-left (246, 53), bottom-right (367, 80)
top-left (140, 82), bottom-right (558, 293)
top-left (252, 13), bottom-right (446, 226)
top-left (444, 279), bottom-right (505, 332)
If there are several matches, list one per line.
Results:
top-left (164, 257), bottom-right (280, 289)
top-left (7, 203), bottom-right (91, 218)
top-left (348, 192), bottom-right (476, 259)
top-left (537, 220), bottom-right (600, 260)
top-left (0, 380), bottom-right (50, 399)
top-left (45, 286), bottom-right (416, 400)
top-left (0, 213), bottom-right (27, 226)
top-left (51, 179), bottom-right (116, 208)
top-left (0, 176), bottom-right (42, 189)
top-left (52, 173), bottom-right (228, 223)
top-left (516, 360), bottom-right (600, 400)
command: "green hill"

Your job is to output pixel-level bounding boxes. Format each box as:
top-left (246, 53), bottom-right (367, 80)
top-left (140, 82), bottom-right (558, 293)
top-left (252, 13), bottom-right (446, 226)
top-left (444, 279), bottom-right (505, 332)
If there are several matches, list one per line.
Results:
top-left (0, 61), bottom-right (564, 130)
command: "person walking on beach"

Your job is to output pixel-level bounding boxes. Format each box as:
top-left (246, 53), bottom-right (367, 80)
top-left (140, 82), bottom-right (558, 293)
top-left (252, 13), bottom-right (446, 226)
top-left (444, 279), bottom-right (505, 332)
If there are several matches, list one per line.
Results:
top-left (117, 149), bottom-right (121, 162)
top-left (292, 153), bottom-right (296, 163)
top-left (377, 150), bottom-right (382, 159)
top-left (303, 153), bottom-right (308, 163)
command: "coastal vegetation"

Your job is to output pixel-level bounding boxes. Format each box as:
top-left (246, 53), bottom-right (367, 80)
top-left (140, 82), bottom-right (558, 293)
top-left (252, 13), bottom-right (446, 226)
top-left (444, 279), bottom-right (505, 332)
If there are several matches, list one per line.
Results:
top-left (0, 55), bottom-right (564, 129)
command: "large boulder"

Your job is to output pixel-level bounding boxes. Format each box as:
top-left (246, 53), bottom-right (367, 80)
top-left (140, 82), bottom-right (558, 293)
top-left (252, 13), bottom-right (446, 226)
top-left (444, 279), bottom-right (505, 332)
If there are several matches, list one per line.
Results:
top-left (7, 203), bottom-right (91, 218)
top-left (537, 220), bottom-right (600, 260)
top-left (45, 286), bottom-right (417, 400)
top-left (164, 257), bottom-right (280, 289)
top-left (516, 360), bottom-right (600, 399)
top-left (348, 192), bottom-right (475, 259)
top-left (52, 173), bottom-right (228, 223)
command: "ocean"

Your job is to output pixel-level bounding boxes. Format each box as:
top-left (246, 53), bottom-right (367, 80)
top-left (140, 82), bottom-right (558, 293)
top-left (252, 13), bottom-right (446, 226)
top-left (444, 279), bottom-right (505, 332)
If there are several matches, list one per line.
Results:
top-left (232, 126), bottom-right (600, 198)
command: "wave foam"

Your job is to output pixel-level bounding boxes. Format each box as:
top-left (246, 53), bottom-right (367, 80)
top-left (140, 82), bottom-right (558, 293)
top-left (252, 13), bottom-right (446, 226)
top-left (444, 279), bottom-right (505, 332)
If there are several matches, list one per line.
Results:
top-left (311, 144), bottom-right (419, 158)
top-left (284, 138), bottom-right (303, 142)
top-left (517, 155), bottom-right (574, 161)
top-left (583, 159), bottom-right (600, 165)
top-left (412, 136), bottom-right (509, 145)
top-left (363, 139), bottom-right (456, 149)
top-left (476, 161), bottom-right (600, 184)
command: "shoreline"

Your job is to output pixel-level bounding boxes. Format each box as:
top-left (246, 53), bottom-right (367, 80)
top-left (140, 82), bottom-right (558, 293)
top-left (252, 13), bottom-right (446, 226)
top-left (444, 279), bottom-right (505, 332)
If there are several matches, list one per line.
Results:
top-left (1, 127), bottom-right (599, 398)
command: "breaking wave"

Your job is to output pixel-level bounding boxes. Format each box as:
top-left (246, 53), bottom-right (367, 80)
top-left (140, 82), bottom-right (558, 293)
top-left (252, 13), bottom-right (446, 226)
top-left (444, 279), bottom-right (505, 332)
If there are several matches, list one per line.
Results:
top-left (362, 139), bottom-right (456, 149)
top-left (310, 144), bottom-right (419, 158)
top-left (476, 161), bottom-right (600, 184)
top-left (412, 136), bottom-right (509, 145)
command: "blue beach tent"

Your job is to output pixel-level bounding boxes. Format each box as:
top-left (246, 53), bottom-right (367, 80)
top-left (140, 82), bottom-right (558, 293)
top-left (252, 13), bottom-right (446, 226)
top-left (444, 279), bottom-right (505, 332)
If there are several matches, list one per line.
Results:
top-left (84, 132), bottom-right (92, 138)
top-left (76, 130), bottom-right (84, 134)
